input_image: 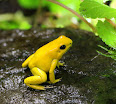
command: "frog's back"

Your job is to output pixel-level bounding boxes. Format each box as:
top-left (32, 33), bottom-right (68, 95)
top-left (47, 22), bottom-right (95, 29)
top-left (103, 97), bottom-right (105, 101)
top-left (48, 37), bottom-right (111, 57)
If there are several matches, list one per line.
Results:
top-left (22, 54), bottom-right (34, 68)
top-left (22, 43), bottom-right (50, 68)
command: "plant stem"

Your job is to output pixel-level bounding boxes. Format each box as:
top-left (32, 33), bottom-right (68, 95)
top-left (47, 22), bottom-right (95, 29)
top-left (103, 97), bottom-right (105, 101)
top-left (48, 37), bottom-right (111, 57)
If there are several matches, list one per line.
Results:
top-left (47, 0), bottom-right (96, 32)
top-left (105, 18), bottom-right (116, 28)
top-left (33, 0), bottom-right (42, 27)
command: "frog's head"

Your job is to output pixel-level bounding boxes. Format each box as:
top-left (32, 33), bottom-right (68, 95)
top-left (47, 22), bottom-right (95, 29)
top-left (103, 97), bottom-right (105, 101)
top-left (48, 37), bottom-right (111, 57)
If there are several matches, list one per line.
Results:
top-left (52, 35), bottom-right (73, 60)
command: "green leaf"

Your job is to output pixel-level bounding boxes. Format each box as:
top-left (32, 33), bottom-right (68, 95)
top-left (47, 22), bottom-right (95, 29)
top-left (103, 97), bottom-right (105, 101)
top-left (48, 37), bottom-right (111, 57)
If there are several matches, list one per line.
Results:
top-left (102, 74), bottom-right (110, 77)
top-left (49, 0), bottom-right (81, 15)
top-left (19, 21), bottom-right (31, 29)
top-left (18, 0), bottom-right (49, 9)
top-left (0, 11), bottom-right (31, 30)
top-left (18, 0), bottom-right (39, 9)
top-left (92, 0), bottom-right (103, 4)
top-left (96, 20), bottom-right (116, 49)
top-left (0, 21), bottom-right (19, 29)
top-left (80, 0), bottom-right (116, 19)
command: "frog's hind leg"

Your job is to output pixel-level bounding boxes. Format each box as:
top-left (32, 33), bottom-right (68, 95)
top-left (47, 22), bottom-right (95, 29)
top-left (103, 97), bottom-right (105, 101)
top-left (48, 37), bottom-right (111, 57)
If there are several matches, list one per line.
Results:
top-left (24, 67), bottom-right (48, 90)
top-left (22, 54), bottom-right (34, 68)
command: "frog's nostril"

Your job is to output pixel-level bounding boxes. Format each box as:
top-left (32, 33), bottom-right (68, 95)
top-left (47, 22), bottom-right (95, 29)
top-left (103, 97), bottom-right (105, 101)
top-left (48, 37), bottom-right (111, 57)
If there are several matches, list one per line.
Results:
top-left (69, 43), bottom-right (72, 47)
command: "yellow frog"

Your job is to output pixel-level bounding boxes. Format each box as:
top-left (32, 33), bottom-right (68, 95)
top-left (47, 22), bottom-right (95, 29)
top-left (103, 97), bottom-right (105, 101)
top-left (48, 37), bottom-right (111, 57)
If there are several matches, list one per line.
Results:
top-left (22, 35), bottom-right (72, 90)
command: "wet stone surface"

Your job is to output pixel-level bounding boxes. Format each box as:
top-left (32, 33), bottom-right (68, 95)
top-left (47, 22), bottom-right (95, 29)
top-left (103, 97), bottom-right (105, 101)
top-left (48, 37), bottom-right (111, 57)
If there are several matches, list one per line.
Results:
top-left (0, 28), bottom-right (116, 104)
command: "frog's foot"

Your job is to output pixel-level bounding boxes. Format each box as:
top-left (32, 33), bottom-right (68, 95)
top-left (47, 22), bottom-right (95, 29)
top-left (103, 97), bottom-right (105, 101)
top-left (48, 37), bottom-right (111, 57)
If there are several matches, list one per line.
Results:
top-left (44, 85), bottom-right (54, 89)
top-left (48, 78), bottom-right (62, 84)
top-left (25, 84), bottom-right (54, 90)
top-left (57, 61), bottom-right (65, 68)
top-left (26, 84), bottom-right (46, 90)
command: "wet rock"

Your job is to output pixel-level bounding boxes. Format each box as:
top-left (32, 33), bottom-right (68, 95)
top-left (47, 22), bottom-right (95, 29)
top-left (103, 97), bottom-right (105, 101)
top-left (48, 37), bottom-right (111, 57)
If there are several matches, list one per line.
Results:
top-left (0, 28), bottom-right (116, 104)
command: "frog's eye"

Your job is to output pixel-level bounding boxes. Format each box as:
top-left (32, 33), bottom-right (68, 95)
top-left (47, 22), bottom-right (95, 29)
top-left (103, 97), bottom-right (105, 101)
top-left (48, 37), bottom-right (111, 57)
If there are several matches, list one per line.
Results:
top-left (60, 45), bottom-right (66, 49)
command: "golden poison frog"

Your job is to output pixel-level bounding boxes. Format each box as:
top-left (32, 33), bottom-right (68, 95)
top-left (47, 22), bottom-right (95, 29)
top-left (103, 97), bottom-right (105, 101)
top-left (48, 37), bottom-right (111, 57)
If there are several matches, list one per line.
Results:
top-left (22, 35), bottom-right (72, 90)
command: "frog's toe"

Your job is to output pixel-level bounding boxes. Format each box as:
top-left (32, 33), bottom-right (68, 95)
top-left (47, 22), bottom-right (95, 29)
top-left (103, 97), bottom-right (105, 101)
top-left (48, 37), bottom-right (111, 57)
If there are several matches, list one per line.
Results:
top-left (47, 78), bottom-right (62, 84)
top-left (53, 78), bottom-right (62, 84)
top-left (59, 62), bottom-right (65, 66)
top-left (25, 84), bottom-right (46, 90)
top-left (55, 78), bottom-right (62, 83)
top-left (57, 62), bottom-right (65, 68)
top-left (45, 85), bottom-right (54, 89)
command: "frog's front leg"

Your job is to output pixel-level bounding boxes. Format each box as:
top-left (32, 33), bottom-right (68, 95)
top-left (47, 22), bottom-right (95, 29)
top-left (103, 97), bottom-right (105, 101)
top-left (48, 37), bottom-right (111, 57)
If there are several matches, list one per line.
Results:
top-left (49, 59), bottom-right (61, 84)
top-left (24, 67), bottom-right (47, 90)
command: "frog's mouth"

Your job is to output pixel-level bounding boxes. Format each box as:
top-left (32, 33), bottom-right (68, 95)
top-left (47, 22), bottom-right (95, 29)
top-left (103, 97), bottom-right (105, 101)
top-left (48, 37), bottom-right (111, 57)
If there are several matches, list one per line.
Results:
top-left (66, 43), bottom-right (72, 52)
